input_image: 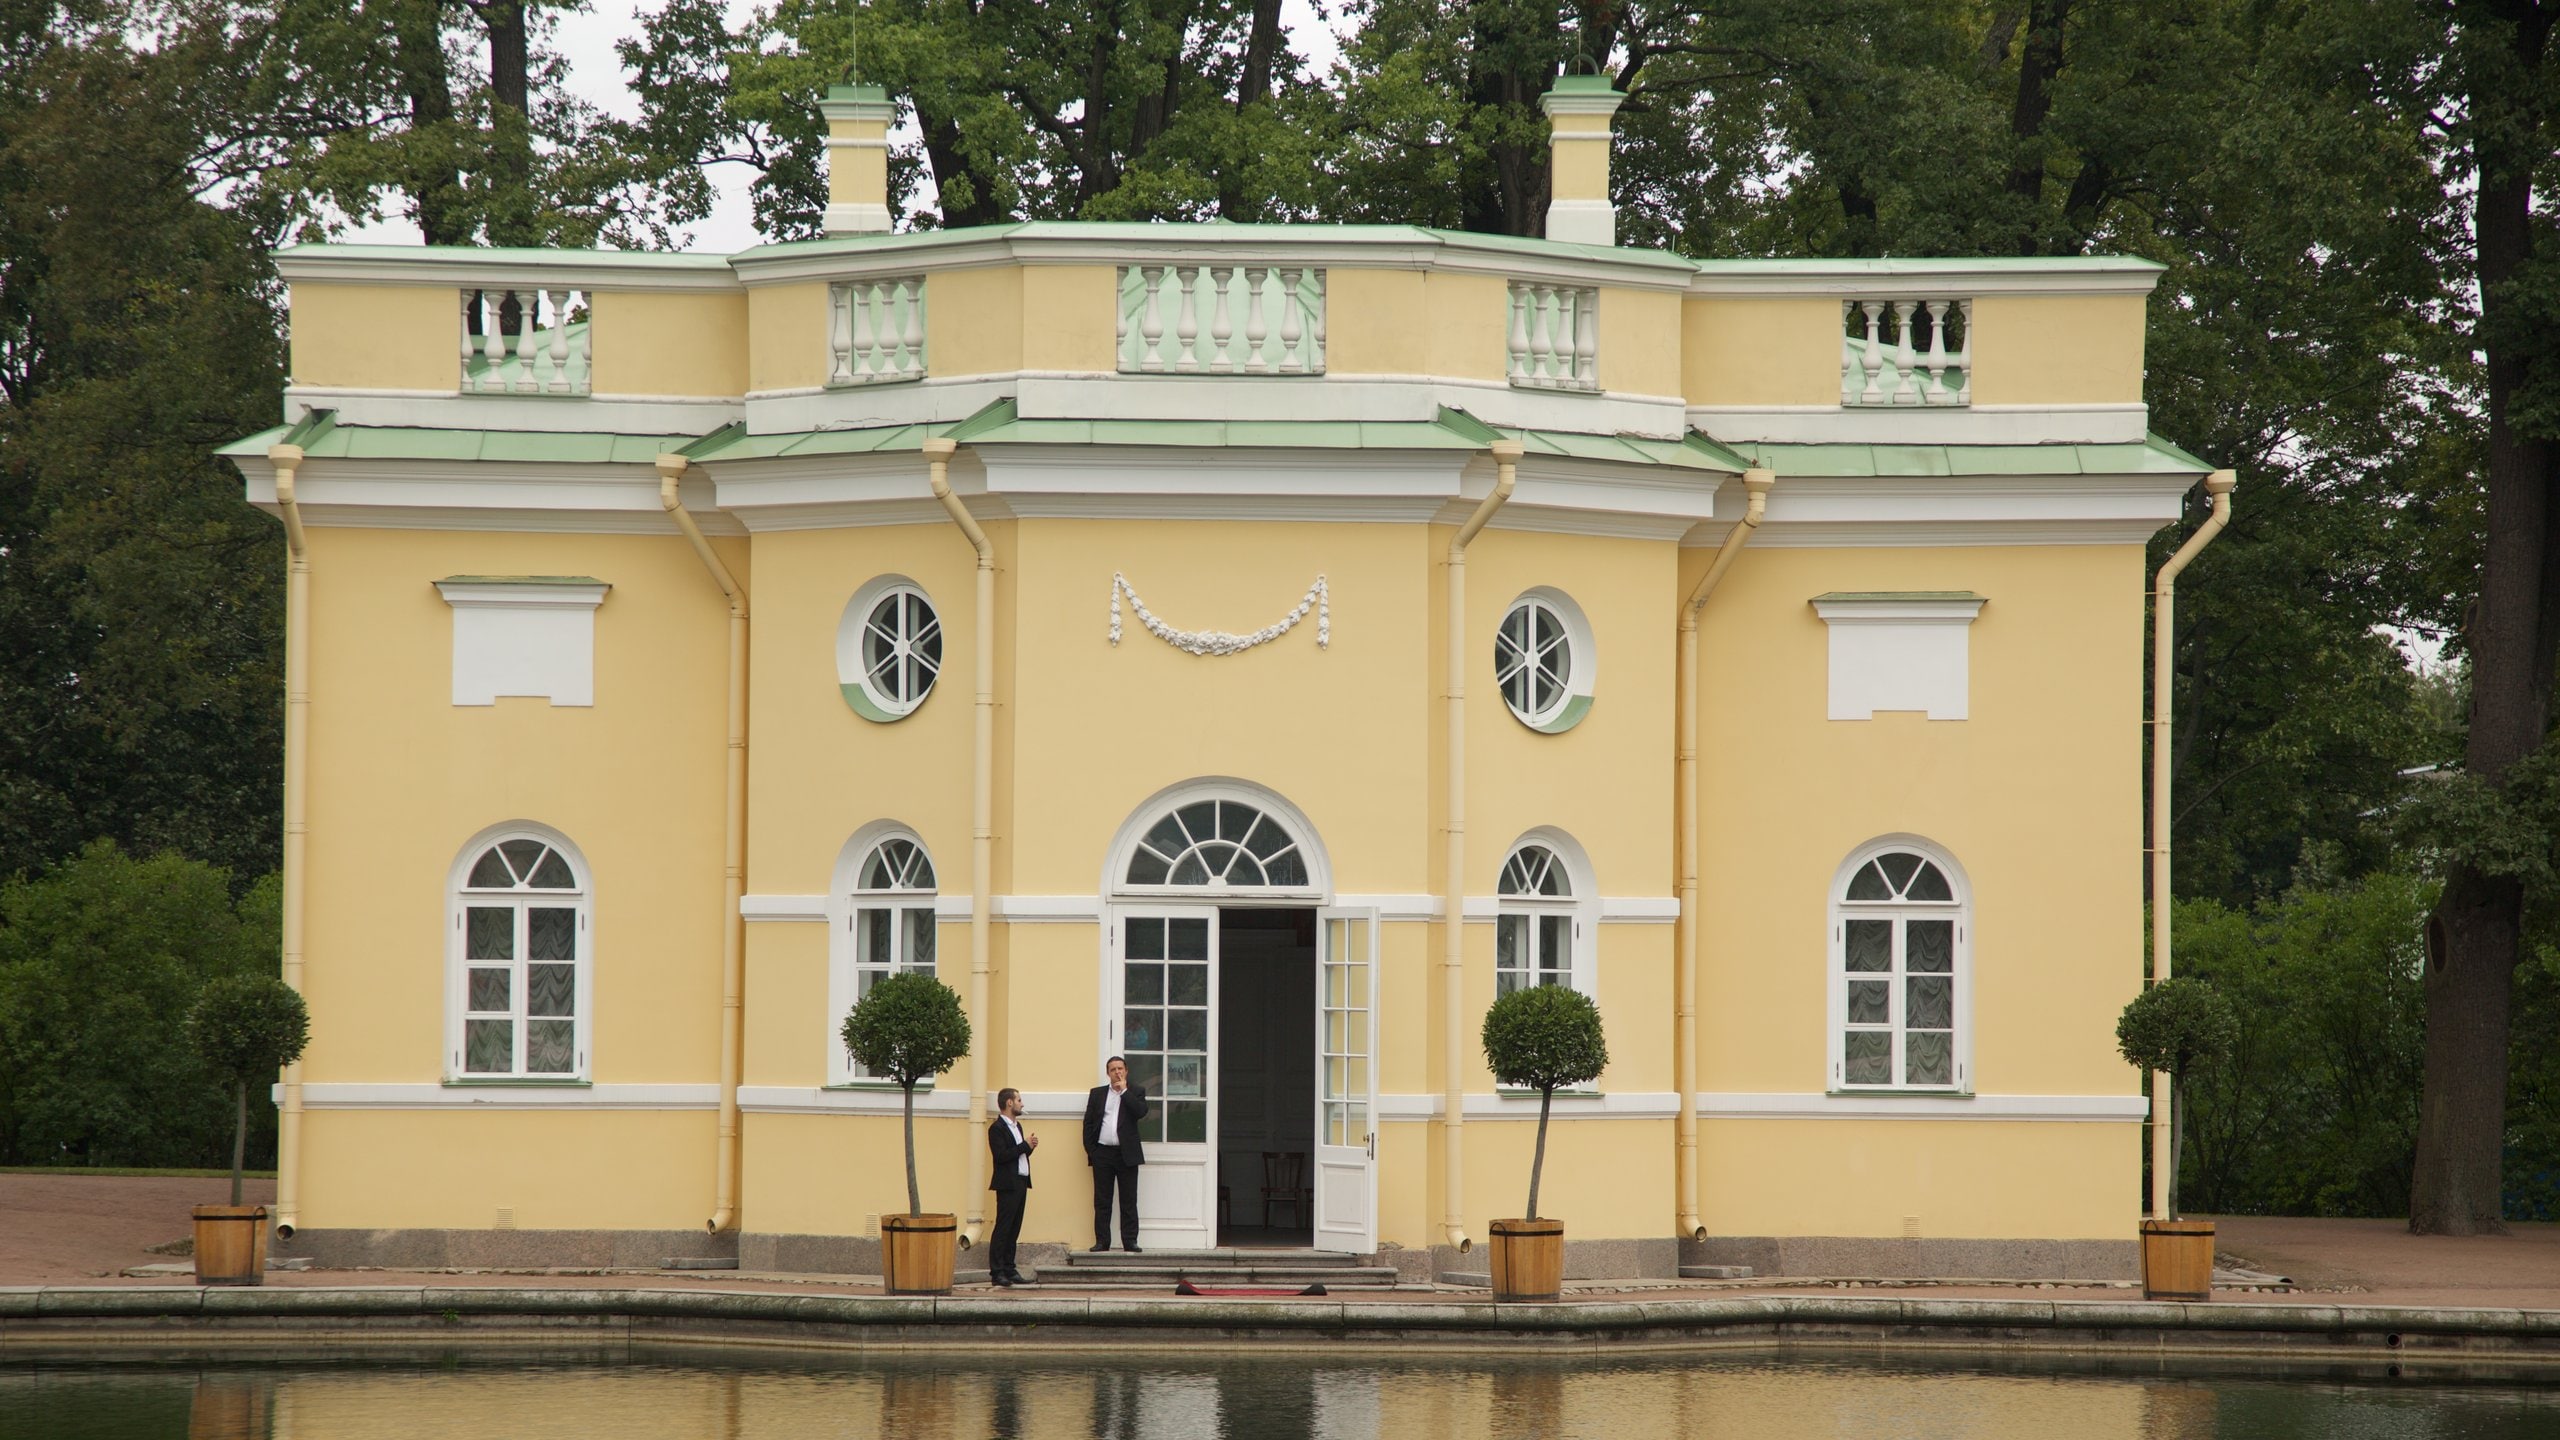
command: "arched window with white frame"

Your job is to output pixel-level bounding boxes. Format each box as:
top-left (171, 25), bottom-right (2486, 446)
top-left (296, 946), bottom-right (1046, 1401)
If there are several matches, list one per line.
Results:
top-left (449, 826), bottom-right (591, 1081)
top-left (1830, 838), bottom-right (1970, 1092)
top-left (1496, 833), bottom-right (1595, 997)
top-left (831, 827), bottom-right (940, 1083)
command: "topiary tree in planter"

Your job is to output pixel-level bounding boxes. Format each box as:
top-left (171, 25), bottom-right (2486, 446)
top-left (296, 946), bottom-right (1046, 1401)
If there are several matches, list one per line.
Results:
top-left (841, 971), bottom-right (973, 1217)
top-left (2116, 975), bottom-right (2238, 1221)
top-left (1481, 983), bottom-right (1609, 1220)
top-left (185, 975), bottom-right (311, 1206)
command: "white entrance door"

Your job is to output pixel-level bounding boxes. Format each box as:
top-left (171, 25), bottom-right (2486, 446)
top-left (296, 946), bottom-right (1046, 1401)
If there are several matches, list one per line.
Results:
top-left (1110, 908), bottom-right (1218, 1249)
top-left (1313, 907), bottom-right (1380, 1253)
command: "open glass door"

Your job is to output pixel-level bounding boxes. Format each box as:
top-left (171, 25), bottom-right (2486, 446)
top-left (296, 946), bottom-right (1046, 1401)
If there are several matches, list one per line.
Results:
top-left (1313, 907), bottom-right (1379, 1253)
top-left (1112, 908), bottom-right (1218, 1249)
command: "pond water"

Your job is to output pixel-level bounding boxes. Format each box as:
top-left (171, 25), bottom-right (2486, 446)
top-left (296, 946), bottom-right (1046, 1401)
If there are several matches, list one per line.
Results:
top-left (5, 1348), bottom-right (2556, 1440)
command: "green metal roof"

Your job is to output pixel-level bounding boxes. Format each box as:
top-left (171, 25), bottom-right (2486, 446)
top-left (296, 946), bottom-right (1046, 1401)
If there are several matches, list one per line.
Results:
top-left (220, 419), bottom-right (689, 465)
top-left (1721, 434), bottom-right (2210, 478)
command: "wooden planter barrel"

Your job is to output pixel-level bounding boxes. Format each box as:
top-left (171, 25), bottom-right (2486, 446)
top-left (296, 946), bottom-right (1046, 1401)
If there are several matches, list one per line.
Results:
top-left (1488, 1217), bottom-right (1565, 1302)
top-left (881, 1212), bottom-right (958, 1295)
top-left (2140, 1218), bottom-right (2215, 1301)
top-left (191, 1205), bottom-right (269, 1287)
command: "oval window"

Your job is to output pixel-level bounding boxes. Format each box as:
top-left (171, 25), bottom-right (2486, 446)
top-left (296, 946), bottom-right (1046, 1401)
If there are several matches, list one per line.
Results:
top-left (838, 577), bottom-right (942, 721)
top-left (1495, 589), bottom-right (1595, 733)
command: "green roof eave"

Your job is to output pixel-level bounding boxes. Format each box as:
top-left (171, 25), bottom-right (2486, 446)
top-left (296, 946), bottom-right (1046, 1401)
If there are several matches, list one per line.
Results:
top-left (221, 424), bottom-right (698, 465)
top-left (1720, 434), bottom-right (2214, 478)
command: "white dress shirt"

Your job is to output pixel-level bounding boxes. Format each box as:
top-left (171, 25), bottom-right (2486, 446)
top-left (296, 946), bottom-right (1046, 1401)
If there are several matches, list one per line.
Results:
top-left (1002, 1115), bottom-right (1029, 1177)
top-left (1098, 1087), bottom-right (1122, 1146)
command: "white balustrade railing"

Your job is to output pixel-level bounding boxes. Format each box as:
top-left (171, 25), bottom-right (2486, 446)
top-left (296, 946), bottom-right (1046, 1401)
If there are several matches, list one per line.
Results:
top-left (1508, 281), bottom-right (1598, 391)
top-left (1842, 298), bottom-right (1971, 407)
top-left (829, 277), bottom-right (927, 386)
top-left (1118, 265), bottom-right (1326, 375)
top-left (460, 288), bottom-right (591, 396)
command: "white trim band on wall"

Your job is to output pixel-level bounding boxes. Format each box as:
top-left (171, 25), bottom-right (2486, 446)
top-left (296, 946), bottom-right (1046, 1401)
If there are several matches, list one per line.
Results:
top-left (288, 1083), bottom-right (719, 1110)
top-left (1458, 896), bottom-right (1681, 924)
top-left (1697, 1092), bottom-right (2149, 1121)
top-left (740, 893), bottom-right (1452, 923)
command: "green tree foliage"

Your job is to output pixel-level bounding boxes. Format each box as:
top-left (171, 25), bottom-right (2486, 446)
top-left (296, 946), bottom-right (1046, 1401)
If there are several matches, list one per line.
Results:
top-left (2116, 974), bottom-right (2237, 1222)
top-left (1480, 984), bottom-right (1606, 1220)
top-left (185, 974), bottom-right (310, 1204)
top-left (841, 972), bottom-right (971, 1215)
top-left (0, 842), bottom-right (282, 1168)
top-left (2173, 874), bottom-right (2429, 1218)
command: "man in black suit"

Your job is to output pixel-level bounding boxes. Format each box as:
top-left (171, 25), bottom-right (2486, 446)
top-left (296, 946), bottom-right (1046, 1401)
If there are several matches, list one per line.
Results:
top-left (986, 1086), bottom-right (1036, 1286)
top-left (1082, 1056), bottom-right (1148, 1252)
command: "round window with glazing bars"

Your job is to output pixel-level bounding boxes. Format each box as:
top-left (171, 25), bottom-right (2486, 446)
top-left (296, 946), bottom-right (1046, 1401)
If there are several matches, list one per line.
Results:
top-left (838, 578), bottom-right (942, 722)
top-left (1495, 590), bottom-right (1595, 733)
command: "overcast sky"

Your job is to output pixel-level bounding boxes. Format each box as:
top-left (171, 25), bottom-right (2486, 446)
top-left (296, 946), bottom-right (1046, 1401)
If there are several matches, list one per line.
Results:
top-left (347, 0), bottom-right (1345, 251)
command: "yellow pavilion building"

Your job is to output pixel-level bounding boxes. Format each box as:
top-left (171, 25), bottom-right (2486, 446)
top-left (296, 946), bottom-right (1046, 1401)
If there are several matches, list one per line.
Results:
top-left (227, 78), bottom-right (2214, 1282)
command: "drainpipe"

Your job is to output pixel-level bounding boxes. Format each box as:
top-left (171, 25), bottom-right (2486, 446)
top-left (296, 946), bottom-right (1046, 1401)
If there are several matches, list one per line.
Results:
top-left (658, 456), bottom-right (751, 1235)
top-left (270, 444), bottom-right (309, 1240)
top-left (1442, 440), bottom-right (1521, 1253)
top-left (924, 437), bottom-right (995, 1249)
top-left (1673, 467), bottom-right (1773, 1242)
top-left (2148, 468), bottom-right (2235, 1219)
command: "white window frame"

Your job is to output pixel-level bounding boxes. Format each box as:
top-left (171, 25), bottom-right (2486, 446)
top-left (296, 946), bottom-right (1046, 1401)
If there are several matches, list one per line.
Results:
top-left (828, 824), bottom-right (942, 1085)
top-left (1108, 786), bottom-right (1324, 902)
top-left (1495, 830), bottom-right (1597, 999)
top-left (445, 823), bottom-right (593, 1084)
top-left (836, 575), bottom-right (943, 723)
top-left (1827, 835), bottom-right (1971, 1094)
top-left (1496, 587), bottom-right (1597, 734)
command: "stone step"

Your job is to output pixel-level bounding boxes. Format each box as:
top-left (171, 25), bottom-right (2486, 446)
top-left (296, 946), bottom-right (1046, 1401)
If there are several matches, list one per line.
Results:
top-left (1679, 1264), bottom-right (1754, 1280)
top-left (1028, 1265), bottom-right (1400, 1290)
top-left (1061, 1247), bottom-right (1364, 1268)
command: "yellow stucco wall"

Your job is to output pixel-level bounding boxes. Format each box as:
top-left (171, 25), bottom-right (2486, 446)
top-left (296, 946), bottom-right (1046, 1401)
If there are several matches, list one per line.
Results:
top-left (287, 475), bottom-right (2152, 1249)
top-left (1327, 270), bottom-right (1511, 382)
top-left (289, 283), bottom-right (457, 392)
top-left (747, 280), bottom-right (831, 393)
top-left (1023, 266), bottom-right (1120, 373)
top-left (588, 290), bottom-right (748, 397)
top-left (924, 266), bottom-right (1027, 377)
top-left (300, 1110), bottom-right (717, 1230)
top-left (1596, 287), bottom-right (1682, 398)
top-left (1969, 293), bottom-right (2148, 406)
top-left (1681, 297), bottom-right (1842, 407)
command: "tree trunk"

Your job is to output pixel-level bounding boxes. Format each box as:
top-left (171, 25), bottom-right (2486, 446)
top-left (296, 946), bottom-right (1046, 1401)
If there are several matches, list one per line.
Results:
top-left (1460, 0), bottom-right (1561, 238)
top-left (478, 0), bottom-right (536, 246)
top-left (2414, 0), bottom-right (2554, 1237)
top-left (2167, 1068), bottom-right (2183, 1222)
top-left (231, 1078), bottom-right (248, 1208)
top-left (390, 0), bottom-right (467, 244)
top-left (2003, 0), bottom-right (2070, 233)
top-left (902, 1082), bottom-right (922, 1216)
top-left (1526, 1084), bottom-right (1553, 1220)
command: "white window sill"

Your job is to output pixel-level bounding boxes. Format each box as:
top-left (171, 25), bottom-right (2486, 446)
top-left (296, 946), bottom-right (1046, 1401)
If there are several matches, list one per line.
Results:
top-left (443, 1077), bottom-right (591, 1088)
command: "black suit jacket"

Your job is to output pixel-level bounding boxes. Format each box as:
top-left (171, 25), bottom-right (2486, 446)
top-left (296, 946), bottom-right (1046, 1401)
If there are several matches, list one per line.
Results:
top-left (1082, 1083), bottom-right (1149, 1167)
top-left (987, 1116), bottom-right (1033, 1193)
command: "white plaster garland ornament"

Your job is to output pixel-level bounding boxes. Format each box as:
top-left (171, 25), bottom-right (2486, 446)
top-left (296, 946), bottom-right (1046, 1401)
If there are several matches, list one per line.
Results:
top-left (1109, 572), bottom-right (1329, 656)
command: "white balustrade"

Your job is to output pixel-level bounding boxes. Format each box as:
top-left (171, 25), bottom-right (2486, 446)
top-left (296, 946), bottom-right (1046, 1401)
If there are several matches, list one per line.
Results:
top-left (459, 288), bottom-right (591, 396)
top-left (1118, 265), bottom-right (1326, 375)
top-left (1507, 281), bottom-right (1599, 391)
top-left (828, 277), bottom-right (928, 386)
top-left (1841, 299), bottom-right (1971, 407)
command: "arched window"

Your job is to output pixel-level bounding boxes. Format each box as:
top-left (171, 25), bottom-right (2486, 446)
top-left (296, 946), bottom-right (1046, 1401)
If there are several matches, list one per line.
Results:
top-left (834, 829), bottom-right (939, 1082)
top-left (450, 828), bottom-right (589, 1080)
top-left (1497, 836), bottom-right (1592, 996)
top-left (1831, 840), bottom-right (1969, 1092)
top-left (1123, 797), bottom-right (1310, 892)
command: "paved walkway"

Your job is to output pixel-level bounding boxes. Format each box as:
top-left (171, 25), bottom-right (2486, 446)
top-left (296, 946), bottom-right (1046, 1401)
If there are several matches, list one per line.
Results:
top-left (8, 1174), bottom-right (2556, 1309)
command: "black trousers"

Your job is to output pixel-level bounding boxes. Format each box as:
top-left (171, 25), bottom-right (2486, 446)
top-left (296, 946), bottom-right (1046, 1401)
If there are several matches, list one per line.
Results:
top-left (989, 1185), bottom-right (1026, 1278)
top-left (1090, 1160), bottom-right (1140, 1248)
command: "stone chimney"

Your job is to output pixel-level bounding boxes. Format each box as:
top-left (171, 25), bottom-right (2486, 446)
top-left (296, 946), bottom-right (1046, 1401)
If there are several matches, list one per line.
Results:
top-left (1540, 76), bottom-right (1626, 247)
top-left (818, 83), bottom-right (895, 235)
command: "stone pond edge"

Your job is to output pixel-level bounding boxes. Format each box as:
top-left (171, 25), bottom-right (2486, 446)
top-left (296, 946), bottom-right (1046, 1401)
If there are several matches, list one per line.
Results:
top-left (4, 1286), bottom-right (2559, 1360)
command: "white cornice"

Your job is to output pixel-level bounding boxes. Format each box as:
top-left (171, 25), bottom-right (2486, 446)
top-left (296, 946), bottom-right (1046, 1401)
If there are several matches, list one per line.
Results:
top-left (1693, 403), bottom-right (2149, 447)
top-left (1679, 470), bottom-right (2192, 550)
top-left (434, 580), bottom-right (610, 610)
top-left (738, 1085), bottom-right (970, 1116)
top-left (1687, 260), bottom-right (2164, 299)
top-left (1377, 1092), bottom-right (1682, 1121)
top-left (235, 456), bottom-right (746, 536)
top-left (278, 247), bottom-right (741, 293)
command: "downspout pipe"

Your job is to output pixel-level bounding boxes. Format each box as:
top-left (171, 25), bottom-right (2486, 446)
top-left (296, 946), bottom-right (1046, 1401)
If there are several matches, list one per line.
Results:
top-left (1442, 440), bottom-right (1521, 1254)
top-left (2147, 468), bottom-right (2234, 1219)
top-left (1673, 468), bottom-right (1773, 1242)
top-left (269, 444), bottom-right (308, 1240)
top-left (924, 437), bottom-right (995, 1249)
top-left (659, 457), bottom-right (751, 1235)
